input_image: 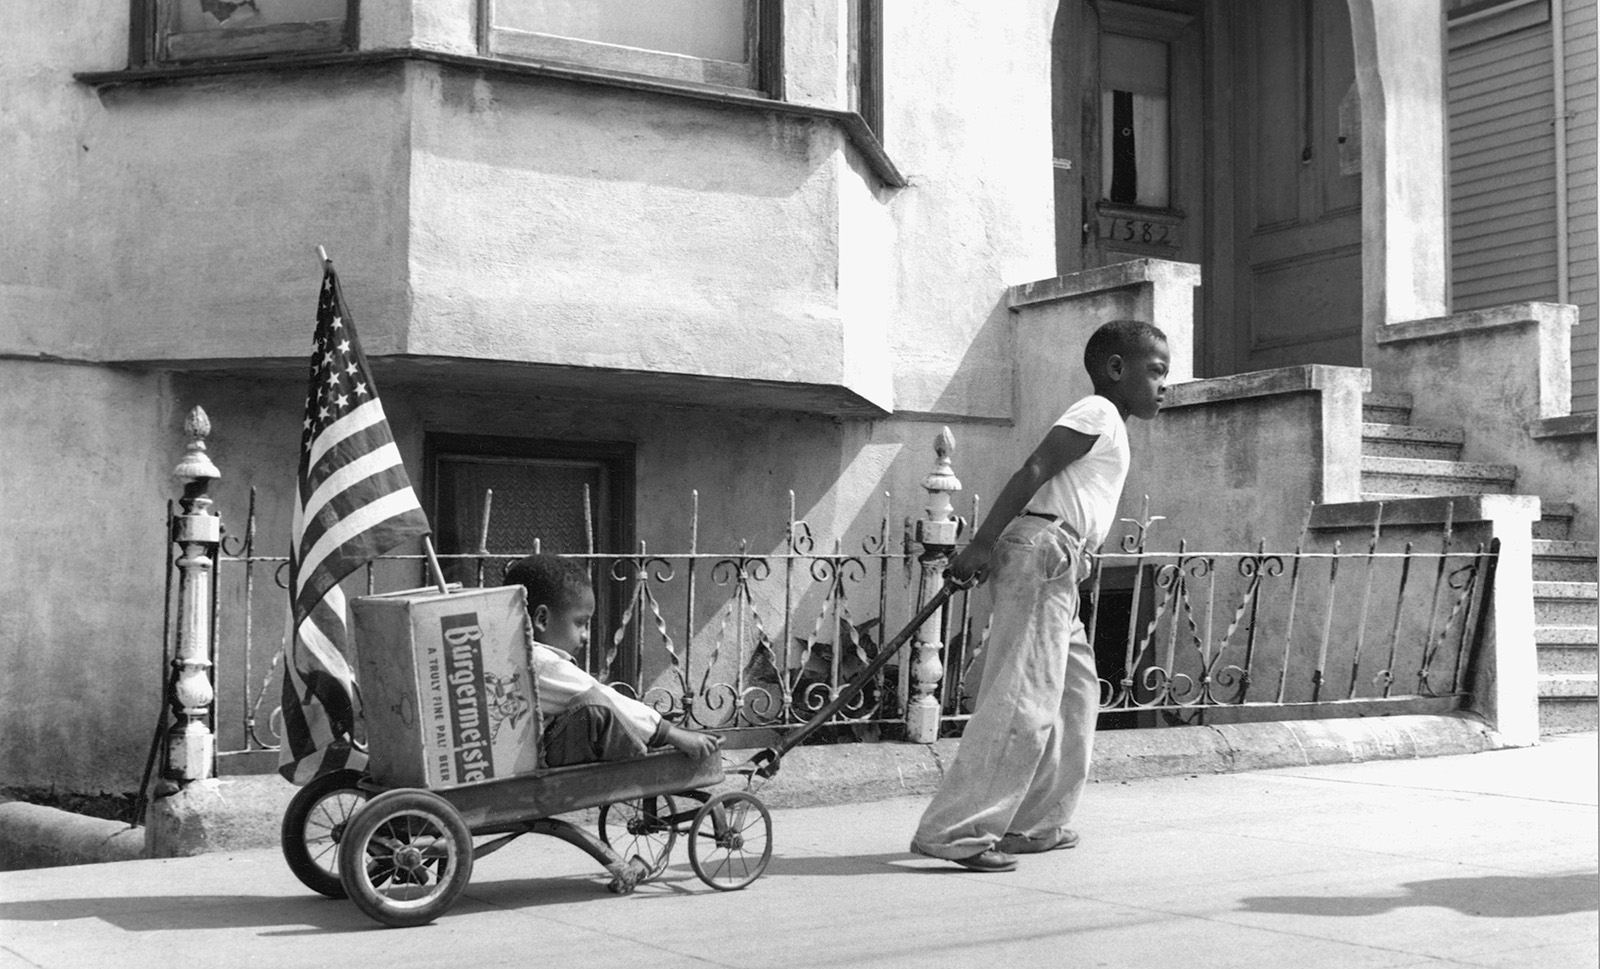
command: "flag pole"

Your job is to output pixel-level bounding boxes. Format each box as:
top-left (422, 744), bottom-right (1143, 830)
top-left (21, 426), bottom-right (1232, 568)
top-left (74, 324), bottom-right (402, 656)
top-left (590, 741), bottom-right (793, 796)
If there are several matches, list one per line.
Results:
top-left (423, 536), bottom-right (450, 595)
top-left (316, 245), bottom-right (331, 269)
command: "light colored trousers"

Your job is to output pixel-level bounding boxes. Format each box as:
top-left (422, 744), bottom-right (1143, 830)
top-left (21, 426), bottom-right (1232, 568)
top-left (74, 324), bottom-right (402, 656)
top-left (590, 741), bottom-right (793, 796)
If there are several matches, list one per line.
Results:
top-left (912, 514), bottom-right (1099, 858)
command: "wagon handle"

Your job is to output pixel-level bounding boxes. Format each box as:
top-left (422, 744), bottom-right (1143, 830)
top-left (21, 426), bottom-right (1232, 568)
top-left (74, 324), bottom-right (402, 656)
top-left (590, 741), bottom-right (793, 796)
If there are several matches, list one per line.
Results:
top-left (745, 575), bottom-right (967, 779)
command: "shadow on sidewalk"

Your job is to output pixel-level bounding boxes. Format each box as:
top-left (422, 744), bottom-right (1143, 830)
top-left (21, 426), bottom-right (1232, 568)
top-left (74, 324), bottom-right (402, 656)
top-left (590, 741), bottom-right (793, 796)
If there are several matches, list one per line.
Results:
top-left (1238, 871), bottom-right (1599, 919)
top-left (0, 893), bottom-right (376, 933)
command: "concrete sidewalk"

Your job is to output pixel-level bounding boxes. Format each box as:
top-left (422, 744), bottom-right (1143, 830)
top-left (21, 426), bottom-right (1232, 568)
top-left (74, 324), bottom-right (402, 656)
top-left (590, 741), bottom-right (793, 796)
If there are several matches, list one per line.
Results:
top-left (0, 731), bottom-right (1593, 969)
top-left (2, 713), bottom-right (1502, 868)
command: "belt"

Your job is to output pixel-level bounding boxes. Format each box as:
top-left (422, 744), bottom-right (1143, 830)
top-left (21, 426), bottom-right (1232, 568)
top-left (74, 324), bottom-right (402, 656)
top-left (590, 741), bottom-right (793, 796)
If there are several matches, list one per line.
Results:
top-left (1022, 511), bottom-right (1084, 544)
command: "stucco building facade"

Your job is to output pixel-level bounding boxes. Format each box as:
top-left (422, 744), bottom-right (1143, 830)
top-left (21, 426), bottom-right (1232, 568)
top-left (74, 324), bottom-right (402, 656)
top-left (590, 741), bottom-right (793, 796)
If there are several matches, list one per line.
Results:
top-left (2, 1), bottom-right (1594, 795)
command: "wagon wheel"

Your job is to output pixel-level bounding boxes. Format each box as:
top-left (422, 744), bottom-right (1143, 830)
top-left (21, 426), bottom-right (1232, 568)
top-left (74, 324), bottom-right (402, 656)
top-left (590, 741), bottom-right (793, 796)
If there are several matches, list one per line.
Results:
top-left (280, 769), bottom-right (369, 898)
top-left (598, 794), bottom-right (679, 878)
top-left (687, 791), bottom-right (772, 891)
top-left (337, 789), bottom-right (474, 928)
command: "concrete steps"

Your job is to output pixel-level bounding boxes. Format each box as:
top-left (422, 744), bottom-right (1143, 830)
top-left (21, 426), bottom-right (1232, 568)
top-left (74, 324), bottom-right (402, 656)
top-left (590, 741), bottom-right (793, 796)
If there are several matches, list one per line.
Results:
top-left (1360, 456), bottom-right (1519, 498)
top-left (1361, 422), bottom-right (1465, 461)
top-left (1532, 539), bottom-right (1597, 581)
top-left (1534, 581), bottom-right (1599, 627)
top-left (1534, 574), bottom-right (1599, 732)
top-left (1361, 392), bottom-right (1416, 425)
top-left (1358, 393), bottom-right (1597, 735)
top-left (1533, 502), bottom-right (1577, 541)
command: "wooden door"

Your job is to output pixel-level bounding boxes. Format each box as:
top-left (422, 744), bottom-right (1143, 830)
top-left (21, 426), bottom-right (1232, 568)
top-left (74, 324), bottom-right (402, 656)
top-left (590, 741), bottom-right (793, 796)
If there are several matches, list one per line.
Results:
top-left (1053, 1), bottom-right (1205, 276)
top-left (1223, 0), bottom-right (1364, 372)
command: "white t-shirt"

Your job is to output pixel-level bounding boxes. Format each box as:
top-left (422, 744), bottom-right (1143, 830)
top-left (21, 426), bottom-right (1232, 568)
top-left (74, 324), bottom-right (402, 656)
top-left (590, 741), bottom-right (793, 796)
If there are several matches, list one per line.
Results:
top-left (1024, 395), bottom-right (1129, 549)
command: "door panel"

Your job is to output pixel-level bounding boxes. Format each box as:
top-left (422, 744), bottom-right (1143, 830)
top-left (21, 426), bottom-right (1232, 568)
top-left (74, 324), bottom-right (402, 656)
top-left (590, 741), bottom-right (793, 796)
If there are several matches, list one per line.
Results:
top-left (1232, 0), bottom-right (1363, 372)
top-left (1248, 250), bottom-right (1364, 365)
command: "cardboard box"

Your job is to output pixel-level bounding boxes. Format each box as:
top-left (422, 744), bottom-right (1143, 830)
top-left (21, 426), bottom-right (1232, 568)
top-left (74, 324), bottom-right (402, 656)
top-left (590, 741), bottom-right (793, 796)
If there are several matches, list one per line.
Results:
top-left (352, 584), bottom-right (541, 788)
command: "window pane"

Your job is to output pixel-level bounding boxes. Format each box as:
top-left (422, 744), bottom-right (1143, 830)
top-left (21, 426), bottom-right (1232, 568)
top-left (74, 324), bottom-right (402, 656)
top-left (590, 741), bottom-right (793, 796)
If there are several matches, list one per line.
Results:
top-left (434, 456), bottom-right (605, 570)
top-left (496, 0), bottom-right (748, 63)
top-left (1100, 34), bottom-right (1170, 208)
top-left (172, 0), bottom-right (347, 32)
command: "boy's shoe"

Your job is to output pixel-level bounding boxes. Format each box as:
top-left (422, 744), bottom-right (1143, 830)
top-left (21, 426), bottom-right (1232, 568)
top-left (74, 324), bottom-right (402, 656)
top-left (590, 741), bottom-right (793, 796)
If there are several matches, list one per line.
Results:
top-left (996, 829), bottom-right (1080, 854)
top-left (909, 841), bottom-right (1018, 872)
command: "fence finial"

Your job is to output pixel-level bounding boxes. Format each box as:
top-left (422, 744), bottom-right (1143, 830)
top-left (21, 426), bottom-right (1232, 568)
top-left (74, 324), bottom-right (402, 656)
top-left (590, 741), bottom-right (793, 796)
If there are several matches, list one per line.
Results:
top-left (173, 406), bottom-right (221, 484)
top-left (922, 426), bottom-right (962, 494)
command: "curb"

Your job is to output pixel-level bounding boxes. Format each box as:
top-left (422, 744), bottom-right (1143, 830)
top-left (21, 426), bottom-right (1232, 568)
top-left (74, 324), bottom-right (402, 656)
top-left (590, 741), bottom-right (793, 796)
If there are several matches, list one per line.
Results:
top-left (0, 713), bottom-right (1502, 870)
top-left (0, 801), bottom-right (147, 870)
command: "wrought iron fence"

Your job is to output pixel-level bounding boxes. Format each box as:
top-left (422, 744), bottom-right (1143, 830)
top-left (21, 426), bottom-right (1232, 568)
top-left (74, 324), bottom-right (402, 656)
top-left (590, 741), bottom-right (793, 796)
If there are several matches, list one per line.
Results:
top-left (190, 482), bottom-right (1495, 770)
top-left (1079, 507), bottom-right (1496, 727)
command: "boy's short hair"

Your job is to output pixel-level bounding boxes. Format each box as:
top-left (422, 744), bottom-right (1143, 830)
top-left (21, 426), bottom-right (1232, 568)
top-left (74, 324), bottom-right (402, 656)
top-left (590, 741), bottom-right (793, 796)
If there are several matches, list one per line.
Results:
top-left (503, 554), bottom-right (592, 613)
top-left (1084, 319), bottom-right (1168, 376)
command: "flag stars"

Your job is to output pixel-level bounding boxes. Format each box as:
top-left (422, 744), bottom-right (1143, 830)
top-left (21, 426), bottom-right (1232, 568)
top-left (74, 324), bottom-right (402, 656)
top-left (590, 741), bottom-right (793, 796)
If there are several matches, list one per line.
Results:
top-left (302, 274), bottom-right (379, 432)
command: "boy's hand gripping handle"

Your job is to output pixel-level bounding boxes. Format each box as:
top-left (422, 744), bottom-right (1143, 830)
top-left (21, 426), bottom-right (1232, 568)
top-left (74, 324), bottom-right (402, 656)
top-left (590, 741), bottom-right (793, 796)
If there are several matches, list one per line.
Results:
top-left (745, 576), bottom-right (964, 780)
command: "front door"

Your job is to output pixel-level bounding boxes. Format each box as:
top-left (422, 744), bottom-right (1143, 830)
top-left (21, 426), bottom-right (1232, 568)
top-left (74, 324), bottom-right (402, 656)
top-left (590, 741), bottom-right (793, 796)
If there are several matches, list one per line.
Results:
top-left (1053, 0), bottom-right (1205, 277)
top-left (1216, 0), bottom-right (1364, 373)
top-left (1053, 0), bottom-right (1367, 378)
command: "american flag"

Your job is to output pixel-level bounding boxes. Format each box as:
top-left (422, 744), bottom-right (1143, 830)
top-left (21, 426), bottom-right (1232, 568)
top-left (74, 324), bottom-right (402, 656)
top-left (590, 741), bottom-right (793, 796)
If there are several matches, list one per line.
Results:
top-left (278, 263), bottom-right (431, 784)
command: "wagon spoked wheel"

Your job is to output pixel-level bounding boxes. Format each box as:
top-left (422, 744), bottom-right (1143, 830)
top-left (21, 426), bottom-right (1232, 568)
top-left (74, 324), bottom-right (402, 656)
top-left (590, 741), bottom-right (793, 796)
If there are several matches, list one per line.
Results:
top-left (687, 791), bottom-right (772, 891)
top-left (599, 794), bottom-right (679, 878)
top-left (337, 789), bottom-right (474, 928)
top-left (281, 769), bottom-right (369, 898)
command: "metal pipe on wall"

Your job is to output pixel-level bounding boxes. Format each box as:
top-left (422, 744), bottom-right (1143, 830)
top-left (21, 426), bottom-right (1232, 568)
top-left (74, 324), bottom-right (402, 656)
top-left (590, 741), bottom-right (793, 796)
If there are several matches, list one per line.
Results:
top-left (1553, 0), bottom-right (1570, 304)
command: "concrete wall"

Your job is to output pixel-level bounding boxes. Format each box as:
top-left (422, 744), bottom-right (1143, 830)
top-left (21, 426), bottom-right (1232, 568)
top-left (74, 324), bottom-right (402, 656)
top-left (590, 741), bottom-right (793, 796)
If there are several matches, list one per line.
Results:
top-left (0, 361), bottom-right (177, 792)
top-left (1311, 495), bottom-right (1545, 746)
top-left (1373, 302), bottom-right (1597, 539)
top-left (1, 0), bottom-right (1056, 789)
top-left (405, 66), bottom-right (885, 404)
top-left (1116, 366), bottom-right (1371, 555)
top-left (5, 1), bottom-right (1055, 417)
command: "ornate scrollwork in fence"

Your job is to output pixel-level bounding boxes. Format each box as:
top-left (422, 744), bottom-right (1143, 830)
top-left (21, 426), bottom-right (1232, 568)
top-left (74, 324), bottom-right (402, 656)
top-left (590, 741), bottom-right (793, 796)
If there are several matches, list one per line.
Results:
top-left (198, 481), bottom-right (1497, 759)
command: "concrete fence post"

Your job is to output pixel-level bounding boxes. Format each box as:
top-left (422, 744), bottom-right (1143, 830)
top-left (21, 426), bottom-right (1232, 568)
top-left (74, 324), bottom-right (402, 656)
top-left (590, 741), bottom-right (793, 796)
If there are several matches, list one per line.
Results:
top-left (166, 406), bottom-right (221, 784)
top-left (907, 427), bottom-right (961, 743)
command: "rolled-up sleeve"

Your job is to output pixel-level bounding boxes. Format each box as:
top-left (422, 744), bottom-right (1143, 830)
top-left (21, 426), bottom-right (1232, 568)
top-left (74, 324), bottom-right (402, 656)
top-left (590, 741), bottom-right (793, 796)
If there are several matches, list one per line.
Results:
top-left (530, 644), bottom-right (665, 746)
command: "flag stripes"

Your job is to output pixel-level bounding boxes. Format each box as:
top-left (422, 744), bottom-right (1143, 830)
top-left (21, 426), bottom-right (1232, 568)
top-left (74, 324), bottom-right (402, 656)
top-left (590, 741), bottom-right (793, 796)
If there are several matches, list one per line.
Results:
top-left (278, 263), bottom-right (431, 784)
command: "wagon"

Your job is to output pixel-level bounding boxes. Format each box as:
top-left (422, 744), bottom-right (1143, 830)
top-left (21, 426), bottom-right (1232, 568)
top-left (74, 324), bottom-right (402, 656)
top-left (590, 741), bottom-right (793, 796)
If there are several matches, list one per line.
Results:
top-left (281, 746), bottom-right (771, 927)
top-left (279, 578), bottom-right (956, 927)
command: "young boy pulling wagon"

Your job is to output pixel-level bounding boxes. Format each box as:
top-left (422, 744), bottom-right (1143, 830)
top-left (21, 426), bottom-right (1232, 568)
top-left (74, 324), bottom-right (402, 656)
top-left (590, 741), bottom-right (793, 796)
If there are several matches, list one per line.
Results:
top-left (910, 319), bottom-right (1170, 872)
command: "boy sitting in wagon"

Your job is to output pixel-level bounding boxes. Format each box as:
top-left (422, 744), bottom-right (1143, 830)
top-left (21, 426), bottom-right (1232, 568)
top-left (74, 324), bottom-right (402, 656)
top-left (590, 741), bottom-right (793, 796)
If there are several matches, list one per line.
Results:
top-left (502, 554), bottom-right (720, 767)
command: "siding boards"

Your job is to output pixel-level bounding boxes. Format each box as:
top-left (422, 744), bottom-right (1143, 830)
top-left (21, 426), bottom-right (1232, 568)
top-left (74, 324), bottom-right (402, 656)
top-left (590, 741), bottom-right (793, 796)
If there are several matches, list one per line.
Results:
top-left (1449, 3), bottom-right (1598, 413)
